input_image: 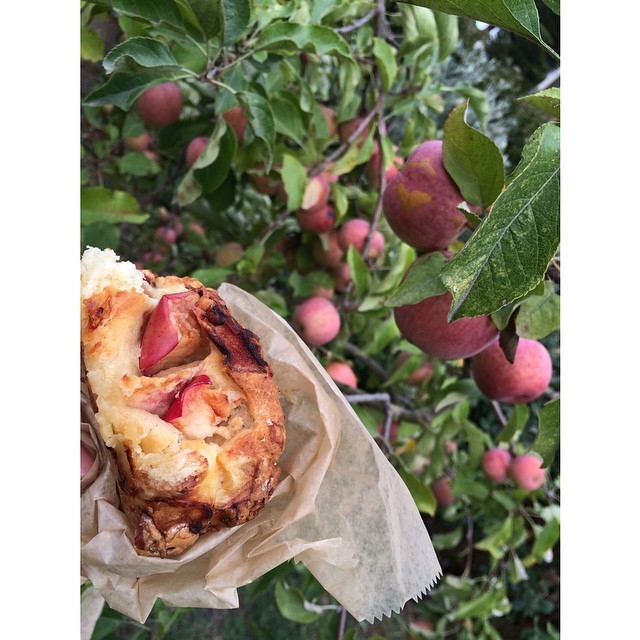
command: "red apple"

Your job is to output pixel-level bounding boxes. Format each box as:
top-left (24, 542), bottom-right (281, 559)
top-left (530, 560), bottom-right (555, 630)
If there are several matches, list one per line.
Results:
top-left (331, 262), bottom-right (352, 293)
top-left (137, 82), bottom-right (183, 128)
top-left (185, 136), bottom-right (209, 167)
top-left (292, 297), bottom-right (341, 346)
top-left (325, 361), bottom-right (358, 388)
top-left (338, 218), bottom-right (385, 259)
top-left (482, 448), bottom-right (512, 483)
top-left (432, 476), bottom-right (456, 506)
top-left (215, 242), bottom-right (244, 267)
top-left (296, 204), bottom-right (335, 233)
top-left (312, 231), bottom-right (344, 269)
top-left (222, 105), bottom-right (248, 144)
top-left (471, 338), bottom-right (553, 404)
top-left (382, 140), bottom-right (467, 251)
top-left (366, 145), bottom-right (404, 188)
top-left (394, 254), bottom-right (498, 360)
top-left (299, 175), bottom-right (330, 214)
top-left (509, 454), bottom-right (546, 490)
top-left (124, 132), bottom-right (153, 151)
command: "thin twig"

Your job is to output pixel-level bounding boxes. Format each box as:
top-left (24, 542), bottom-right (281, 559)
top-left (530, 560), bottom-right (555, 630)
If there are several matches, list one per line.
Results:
top-left (336, 606), bottom-right (348, 640)
top-left (491, 400), bottom-right (508, 427)
top-left (335, 8), bottom-right (378, 34)
top-left (461, 515), bottom-right (474, 578)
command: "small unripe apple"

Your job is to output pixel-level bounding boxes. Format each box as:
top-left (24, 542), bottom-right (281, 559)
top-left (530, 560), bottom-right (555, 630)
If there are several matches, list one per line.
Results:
top-left (222, 105), bottom-right (248, 144)
top-left (215, 242), bottom-right (244, 267)
top-left (382, 139), bottom-right (467, 251)
top-left (509, 454), bottom-right (546, 490)
top-left (432, 476), bottom-right (456, 506)
top-left (325, 361), bottom-right (358, 388)
top-left (185, 136), bottom-right (209, 167)
top-left (471, 338), bottom-right (553, 404)
top-left (296, 204), bottom-right (335, 233)
top-left (312, 231), bottom-right (344, 269)
top-left (338, 218), bottom-right (385, 259)
top-left (292, 297), bottom-right (341, 346)
top-left (482, 448), bottom-right (512, 483)
top-left (124, 132), bottom-right (153, 151)
top-left (137, 82), bottom-right (183, 128)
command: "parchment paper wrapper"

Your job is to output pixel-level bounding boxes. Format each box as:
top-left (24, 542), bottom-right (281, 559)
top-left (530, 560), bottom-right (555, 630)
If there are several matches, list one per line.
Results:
top-left (81, 283), bottom-right (442, 623)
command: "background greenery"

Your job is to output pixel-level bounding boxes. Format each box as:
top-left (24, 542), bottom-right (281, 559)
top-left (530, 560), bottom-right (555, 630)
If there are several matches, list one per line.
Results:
top-left (80, 1), bottom-right (562, 638)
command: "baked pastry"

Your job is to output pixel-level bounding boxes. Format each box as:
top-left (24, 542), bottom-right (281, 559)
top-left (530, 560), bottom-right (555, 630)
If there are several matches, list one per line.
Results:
top-left (81, 248), bottom-right (286, 557)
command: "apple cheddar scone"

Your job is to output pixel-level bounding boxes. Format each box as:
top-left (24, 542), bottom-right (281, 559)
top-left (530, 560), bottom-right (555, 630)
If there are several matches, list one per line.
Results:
top-left (81, 248), bottom-right (285, 558)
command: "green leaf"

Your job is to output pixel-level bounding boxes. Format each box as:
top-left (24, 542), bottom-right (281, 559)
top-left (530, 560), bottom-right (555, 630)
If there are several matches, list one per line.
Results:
top-left (443, 102), bottom-right (505, 209)
top-left (532, 398), bottom-right (559, 467)
top-left (403, 0), bottom-right (559, 60)
top-left (280, 154), bottom-right (306, 212)
top-left (390, 455), bottom-right (437, 516)
top-left (81, 187), bottom-right (149, 225)
top-left (274, 580), bottom-right (320, 624)
top-left (288, 270), bottom-right (333, 298)
top-left (176, 121), bottom-right (235, 206)
top-left (81, 26), bottom-right (104, 62)
top-left (237, 91), bottom-right (275, 170)
top-left (176, 0), bottom-right (220, 40)
top-left (497, 404), bottom-right (530, 443)
top-left (117, 151), bottom-right (161, 176)
top-left (519, 87), bottom-right (560, 119)
top-left (463, 419), bottom-right (491, 464)
top-left (271, 93), bottom-right (307, 146)
top-left (346, 246), bottom-right (371, 299)
top-left (490, 279), bottom-right (545, 330)
top-left (255, 22), bottom-right (351, 57)
top-left (385, 252), bottom-right (447, 307)
top-left (440, 122), bottom-right (560, 319)
top-left (475, 515), bottom-right (513, 559)
top-left (529, 516), bottom-right (560, 559)
top-left (84, 69), bottom-right (191, 110)
top-left (372, 37), bottom-right (398, 91)
top-left (453, 583), bottom-right (507, 620)
top-left (190, 265), bottom-right (234, 287)
top-left (433, 10), bottom-right (458, 60)
top-left (541, 0), bottom-right (560, 15)
top-left (220, 0), bottom-right (251, 45)
top-left (97, 0), bottom-right (185, 29)
top-left (515, 281), bottom-right (560, 339)
top-left (81, 222), bottom-right (121, 251)
top-left (103, 37), bottom-right (180, 74)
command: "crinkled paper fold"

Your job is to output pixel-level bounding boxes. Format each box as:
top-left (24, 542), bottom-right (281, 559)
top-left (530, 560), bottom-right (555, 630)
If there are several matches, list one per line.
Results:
top-left (81, 283), bottom-right (441, 623)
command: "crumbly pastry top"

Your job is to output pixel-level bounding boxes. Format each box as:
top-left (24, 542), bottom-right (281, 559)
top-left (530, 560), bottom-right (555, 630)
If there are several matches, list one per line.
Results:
top-left (80, 248), bottom-right (286, 557)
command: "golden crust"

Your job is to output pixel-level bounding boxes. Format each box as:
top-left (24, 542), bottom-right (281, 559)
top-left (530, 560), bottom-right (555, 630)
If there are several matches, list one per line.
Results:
top-left (81, 263), bottom-right (285, 558)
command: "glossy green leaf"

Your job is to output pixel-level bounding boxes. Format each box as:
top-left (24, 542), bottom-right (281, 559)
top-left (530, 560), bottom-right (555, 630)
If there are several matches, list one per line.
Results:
top-left (220, 0), bottom-right (251, 45)
top-left (541, 0), bottom-right (560, 14)
top-left (83, 69), bottom-right (191, 110)
top-left (255, 22), bottom-right (351, 57)
top-left (403, 0), bottom-right (559, 60)
top-left (103, 37), bottom-right (180, 74)
top-left (271, 93), bottom-right (307, 146)
top-left (281, 154), bottom-right (306, 212)
top-left (346, 246), bottom-right (371, 299)
top-left (433, 10), bottom-right (458, 60)
top-left (81, 26), bottom-right (104, 62)
top-left (96, 0), bottom-right (185, 29)
top-left (532, 398), bottom-right (559, 467)
top-left (443, 102), bottom-right (505, 209)
top-left (441, 122), bottom-right (560, 319)
top-left (475, 515), bottom-right (513, 559)
top-left (515, 281), bottom-right (560, 339)
top-left (176, 0), bottom-right (220, 40)
top-left (372, 37), bottom-right (398, 91)
top-left (117, 151), bottom-right (161, 176)
top-left (497, 404), bottom-right (530, 443)
top-left (237, 91), bottom-right (275, 170)
top-left (81, 222), bottom-right (121, 251)
top-left (390, 456), bottom-right (437, 516)
top-left (81, 187), bottom-right (149, 225)
top-left (453, 583), bottom-right (507, 620)
top-left (530, 516), bottom-right (560, 559)
top-left (490, 279), bottom-right (545, 330)
top-left (519, 87), bottom-right (560, 119)
top-left (191, 265), bottom-right (234, 287)
top-left (385, 252), bottom-right (447, 307)
top-left (274, 580), bottom-right (320, 624)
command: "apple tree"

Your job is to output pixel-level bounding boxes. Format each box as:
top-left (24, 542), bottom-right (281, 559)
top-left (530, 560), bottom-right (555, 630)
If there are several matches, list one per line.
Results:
top-left (81, 0), bottom-right (560, 638)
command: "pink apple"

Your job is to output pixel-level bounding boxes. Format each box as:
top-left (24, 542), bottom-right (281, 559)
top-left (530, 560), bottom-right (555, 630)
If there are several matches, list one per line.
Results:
top-left (382, 139), bottom-right (467, 251)
top-left (338, 218), bottom-right (385, 259)
top-left (471, 338), bottom-right (553, 404)
top-left (432, 476), bottom-right (456, 506)
top-left (222, 105), bottom-right (248, 144)
top-left (296, 204), bottom-right (335, 233)
top-left (299, 175), bottom-right (330, 214)
top-left (482, 448), bottom-right (512, 483)
top-left (509, 454), bottom-right (546, 490)
top-left (325, 361), bottom-right (358, 388)
top-left (292, 297), bottom-right (341, 346)
top-left (124, 132), bottom-right (153, 151)
top-left (312, 231), bottom-right (344, 269)
top-left (185, 136), bottom-right (209, 167)
top-left (137, 82), bottom-right (183, 128)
